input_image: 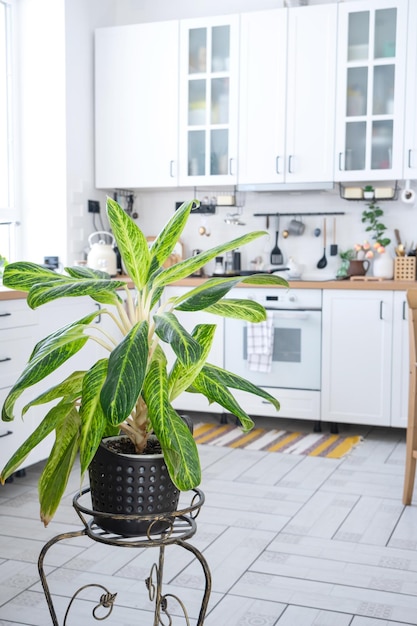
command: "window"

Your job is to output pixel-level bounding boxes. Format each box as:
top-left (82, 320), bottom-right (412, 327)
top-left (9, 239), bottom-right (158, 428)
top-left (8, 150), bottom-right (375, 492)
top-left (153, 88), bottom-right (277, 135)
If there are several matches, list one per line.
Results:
top-left (0, 0), bottom-right (12, 211)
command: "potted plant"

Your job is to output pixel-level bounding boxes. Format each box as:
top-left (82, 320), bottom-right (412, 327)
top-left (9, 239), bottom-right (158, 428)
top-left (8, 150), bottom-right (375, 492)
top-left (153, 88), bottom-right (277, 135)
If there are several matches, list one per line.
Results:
top-left (363, 185), bottom-right (374, 200)
top-left (0, 198), bottom-right (287, 534)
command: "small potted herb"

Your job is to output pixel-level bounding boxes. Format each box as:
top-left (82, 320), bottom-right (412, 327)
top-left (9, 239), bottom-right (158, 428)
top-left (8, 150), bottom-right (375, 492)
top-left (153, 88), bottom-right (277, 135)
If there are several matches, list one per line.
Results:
top-left (363, 185), bottom-right (375, 200)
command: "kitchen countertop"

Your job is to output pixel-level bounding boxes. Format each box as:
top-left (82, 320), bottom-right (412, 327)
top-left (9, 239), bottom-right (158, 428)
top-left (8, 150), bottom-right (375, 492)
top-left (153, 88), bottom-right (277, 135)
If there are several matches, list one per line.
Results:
top-left (1, 275), bottom-right (417, 302)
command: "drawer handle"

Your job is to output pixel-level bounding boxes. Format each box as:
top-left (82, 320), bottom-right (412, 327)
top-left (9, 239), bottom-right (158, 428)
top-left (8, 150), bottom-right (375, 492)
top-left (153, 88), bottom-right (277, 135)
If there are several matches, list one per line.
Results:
top-left (0, 357), bottom-right (12, 363)
top-left (0, 312), bottom-right (11, 317)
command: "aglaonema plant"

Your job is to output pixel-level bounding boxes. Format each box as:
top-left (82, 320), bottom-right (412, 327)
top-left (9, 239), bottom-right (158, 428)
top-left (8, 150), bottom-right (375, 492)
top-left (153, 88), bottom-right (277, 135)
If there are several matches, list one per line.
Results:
top-left (1, 198), bottom-right (287, 525)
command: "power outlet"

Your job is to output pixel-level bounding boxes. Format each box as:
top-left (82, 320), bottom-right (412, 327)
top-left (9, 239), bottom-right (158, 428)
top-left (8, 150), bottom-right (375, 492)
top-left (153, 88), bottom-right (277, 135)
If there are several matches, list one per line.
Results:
top-left (88, 200), bottom-right (100, 214)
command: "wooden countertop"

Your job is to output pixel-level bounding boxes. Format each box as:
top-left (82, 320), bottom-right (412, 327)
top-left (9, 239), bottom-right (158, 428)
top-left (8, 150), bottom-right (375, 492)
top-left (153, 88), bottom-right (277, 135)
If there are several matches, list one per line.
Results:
top-left (170, 276), bottom-right (417, 291)
top-left (1, 275), bottom-right (417, 302)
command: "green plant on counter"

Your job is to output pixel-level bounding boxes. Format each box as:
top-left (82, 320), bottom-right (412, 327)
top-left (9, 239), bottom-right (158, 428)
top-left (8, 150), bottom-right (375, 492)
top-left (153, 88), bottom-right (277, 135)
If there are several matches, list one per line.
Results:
top-left (361, 199), bottom-right (391, 250)
top-left (0, 198), bottom-right (288, 525)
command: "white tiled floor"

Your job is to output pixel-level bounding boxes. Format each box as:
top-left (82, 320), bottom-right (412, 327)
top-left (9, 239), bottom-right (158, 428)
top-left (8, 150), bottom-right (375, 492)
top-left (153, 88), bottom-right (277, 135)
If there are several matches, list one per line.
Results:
top-left (0, 414), bottom-right (416, 625)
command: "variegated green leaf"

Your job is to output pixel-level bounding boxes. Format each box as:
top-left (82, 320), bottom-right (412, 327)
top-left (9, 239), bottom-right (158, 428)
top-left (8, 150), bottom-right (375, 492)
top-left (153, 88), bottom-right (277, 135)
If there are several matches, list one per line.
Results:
top-left (100, 321), bottom-right (149, 425)
top-left (148, 200), bottom-right (195, 269)
top-left (27, 278), bottom-right (125, 309)
top-left (0, 401), bottom-right (76, 483)
top-left (153, 231), bottom-right (269, 288)
top-left (204, 298), bottom-right (268, 322)
top-left (2, 261), bottom-right (64, 291)
top-left (156, 406), bottom-right (201, 491)
top-left (198, 363), bottom-right (280, 412)
top-left (39, 407), bottom-right (81, 526)
top-left (2, 324), bottom-right (90, 422)
top-left (65, 266), bottom-right (112, 280)
top-left (173, 274), bottom-right (288, 312)
top-left (107, 197), bottom-right (150, 289)
top-left (191, 368), bottom-right (255, 431)
top-left (79, 359), bottom-right (110, 473)
top-left (168, 324), bottom-right (216, 400)
top-left (154, 312), bottom-right (203, 366)
top-left (22, 371), bottom-right (86, 415)
top-left (143, 349), bottom-right (200, 490)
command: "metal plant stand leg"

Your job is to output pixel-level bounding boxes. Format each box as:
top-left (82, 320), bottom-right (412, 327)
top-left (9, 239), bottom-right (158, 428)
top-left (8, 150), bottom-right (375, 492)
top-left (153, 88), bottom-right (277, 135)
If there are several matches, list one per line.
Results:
top-left (38, 488), bottom-right (211, 625)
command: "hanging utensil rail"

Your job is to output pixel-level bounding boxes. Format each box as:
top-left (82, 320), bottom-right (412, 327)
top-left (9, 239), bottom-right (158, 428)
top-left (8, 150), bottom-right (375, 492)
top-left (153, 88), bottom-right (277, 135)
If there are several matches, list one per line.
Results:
top-left (253, 212), bottom-right (345, 217)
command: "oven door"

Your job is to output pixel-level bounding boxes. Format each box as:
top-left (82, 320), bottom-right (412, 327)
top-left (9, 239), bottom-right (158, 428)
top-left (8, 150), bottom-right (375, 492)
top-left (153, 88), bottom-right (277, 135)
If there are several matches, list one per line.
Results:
top-left (224, 309), bottom-right (321, 390)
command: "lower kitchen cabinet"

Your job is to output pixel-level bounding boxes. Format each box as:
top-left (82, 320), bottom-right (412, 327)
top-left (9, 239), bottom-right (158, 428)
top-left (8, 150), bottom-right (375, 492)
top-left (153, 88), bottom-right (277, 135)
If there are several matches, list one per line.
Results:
top-left (322, 290), bottom-right (395, 427)
top-left (391, 291), bottom-right (409, 427)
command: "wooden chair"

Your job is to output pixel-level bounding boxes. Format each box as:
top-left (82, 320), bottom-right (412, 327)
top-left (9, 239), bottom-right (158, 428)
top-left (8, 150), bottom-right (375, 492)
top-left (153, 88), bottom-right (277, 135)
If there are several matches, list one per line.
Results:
top-left (403, 289), bottom-right (417, 505)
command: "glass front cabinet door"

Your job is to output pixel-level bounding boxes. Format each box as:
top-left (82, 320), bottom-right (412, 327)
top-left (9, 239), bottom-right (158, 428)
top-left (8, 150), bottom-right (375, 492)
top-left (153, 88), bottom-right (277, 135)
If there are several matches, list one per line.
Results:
top-left (334, 0), bottom-right (407, 181)
top-left (178, 16), bottom-right (239, 186)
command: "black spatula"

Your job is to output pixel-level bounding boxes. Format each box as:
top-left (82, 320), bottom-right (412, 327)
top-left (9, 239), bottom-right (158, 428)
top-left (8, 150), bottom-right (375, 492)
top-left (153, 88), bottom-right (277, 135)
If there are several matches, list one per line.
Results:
top-left (270, 226), bottom-right (283, 266)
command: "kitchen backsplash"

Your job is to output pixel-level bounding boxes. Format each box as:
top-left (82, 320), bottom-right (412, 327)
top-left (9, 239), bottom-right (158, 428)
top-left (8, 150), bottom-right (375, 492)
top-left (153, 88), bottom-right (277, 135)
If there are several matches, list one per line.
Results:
top-left (117, 182), bottom-right (417, 279)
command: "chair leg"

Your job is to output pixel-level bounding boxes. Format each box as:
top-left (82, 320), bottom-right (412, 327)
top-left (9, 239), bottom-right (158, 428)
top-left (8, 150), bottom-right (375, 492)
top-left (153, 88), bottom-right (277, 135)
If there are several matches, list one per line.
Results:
top-left (403, 416), bottom-right (417, 505)
top-left (403, 451), bottom-right (417, 505)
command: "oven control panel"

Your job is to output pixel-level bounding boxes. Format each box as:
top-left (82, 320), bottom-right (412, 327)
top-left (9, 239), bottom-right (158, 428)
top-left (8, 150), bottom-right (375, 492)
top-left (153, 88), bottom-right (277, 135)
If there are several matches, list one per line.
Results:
top-left (232, 288), bottom-right (322, 310)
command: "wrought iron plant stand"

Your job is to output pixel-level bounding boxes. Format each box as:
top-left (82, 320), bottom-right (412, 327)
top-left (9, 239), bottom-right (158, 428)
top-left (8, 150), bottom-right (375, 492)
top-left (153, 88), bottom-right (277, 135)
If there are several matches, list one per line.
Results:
top-left (38, 488), bottom-right (211, 625)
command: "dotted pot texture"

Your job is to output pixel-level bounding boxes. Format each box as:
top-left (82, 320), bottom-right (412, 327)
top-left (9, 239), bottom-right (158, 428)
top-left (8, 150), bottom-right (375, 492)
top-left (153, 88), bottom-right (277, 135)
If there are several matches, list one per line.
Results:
top-left (89, 436), bottom-right (180, 537)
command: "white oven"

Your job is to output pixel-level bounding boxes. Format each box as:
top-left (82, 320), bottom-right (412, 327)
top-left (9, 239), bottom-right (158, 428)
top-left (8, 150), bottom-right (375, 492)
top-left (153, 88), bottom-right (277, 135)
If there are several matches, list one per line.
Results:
top-left (224, 288), bottom-right (322, 420)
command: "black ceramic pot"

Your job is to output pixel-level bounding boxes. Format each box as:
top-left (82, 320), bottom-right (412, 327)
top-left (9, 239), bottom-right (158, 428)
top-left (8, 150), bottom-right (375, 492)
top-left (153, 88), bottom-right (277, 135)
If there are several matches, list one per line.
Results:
top-left (88, 436), bottom-right (180, 537)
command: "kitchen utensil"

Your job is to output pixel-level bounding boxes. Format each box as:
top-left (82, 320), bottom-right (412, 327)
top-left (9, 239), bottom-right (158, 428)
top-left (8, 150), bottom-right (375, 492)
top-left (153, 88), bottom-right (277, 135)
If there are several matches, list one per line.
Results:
top-left (330, 217), bottom-right (338, 256)
top-left (87, 231), bottom-right (118, 275)
top-left (317, 218), bottom-right (327, 269)
top-left (288, 219), bottom-right (305, 236)
top-left (270, 217), bottom-right (283, 265)
top-left (394, 229), bottom-right (402, 247)
top-left (270, 230), bottom-right (283, 265)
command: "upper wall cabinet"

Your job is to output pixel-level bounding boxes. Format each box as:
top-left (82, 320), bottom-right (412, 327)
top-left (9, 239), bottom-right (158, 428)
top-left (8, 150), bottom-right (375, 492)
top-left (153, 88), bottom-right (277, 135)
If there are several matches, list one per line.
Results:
top-left (404, 0), bottom-right (417, 179)
top-left (334, 0), bottom-right (408, 182)
top-left (95, 21), bottom-right (179, 189)
top-left (177, 15), bottom-right (240, 187)
top-left (238, 5), bottom-right (337, 190)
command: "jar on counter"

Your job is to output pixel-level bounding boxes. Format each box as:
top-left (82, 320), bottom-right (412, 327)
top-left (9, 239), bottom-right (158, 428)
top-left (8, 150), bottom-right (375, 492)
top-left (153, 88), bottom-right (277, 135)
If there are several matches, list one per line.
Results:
top-left (213, 256), bottom-right (224, 275)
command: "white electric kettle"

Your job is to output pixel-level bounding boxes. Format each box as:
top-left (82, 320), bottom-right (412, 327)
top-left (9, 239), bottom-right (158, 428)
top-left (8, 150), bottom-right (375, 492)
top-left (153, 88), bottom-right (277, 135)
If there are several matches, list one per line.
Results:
top-left (87, 231), bottom-right (118, 276)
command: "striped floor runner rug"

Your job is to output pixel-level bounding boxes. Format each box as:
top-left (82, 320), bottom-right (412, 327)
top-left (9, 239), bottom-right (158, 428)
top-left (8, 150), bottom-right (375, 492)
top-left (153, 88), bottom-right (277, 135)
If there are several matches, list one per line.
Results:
top-left (194, 422), bottom-right (362, 459)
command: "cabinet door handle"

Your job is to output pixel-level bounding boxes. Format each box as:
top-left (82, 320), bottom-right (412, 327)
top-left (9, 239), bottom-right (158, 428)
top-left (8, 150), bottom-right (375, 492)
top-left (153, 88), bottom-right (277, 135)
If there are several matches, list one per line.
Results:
top-left (338, 152), bottom-right (344, 171)
top-left (0, 312), bottom-right (11, 317)
top-left (403, 300), bottom-right (407, 320)
top-left (275, 156), bottom-right (280, 174)
top-left (408, 149), bottom-right (413, 169)
top-left (288, 155), bottom-right (294, 174)
top-left (95, 303), bottom-right (101, 324)
top-left (0, 356), bottom-right (11, 363)
top-left (169, 160), bottom-right (175, 178)
top-left (380, 301), bottom-right (384, 320)
top-left (228, 158), bottom-right (236, 176)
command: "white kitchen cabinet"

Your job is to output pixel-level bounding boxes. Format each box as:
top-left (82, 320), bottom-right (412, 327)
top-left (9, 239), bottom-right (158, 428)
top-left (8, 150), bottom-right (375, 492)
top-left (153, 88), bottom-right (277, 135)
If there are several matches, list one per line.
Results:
top-left (0, 298), bottom-right (51, 471)
top-left (322, 290), bottom-right (393, 426)
top-left (238, 5), bottom-right (337, 189)
top-left (178, 15), bottom-right (240, 186)
top-left (403, 0), bottom-right (417, 179)
top-left (161, 286), bottom-right (224, 414)
top-left (95, 21), bottom-right (179, 189)
top-left (334, 0), bottom-right (408, 182)
top-left (391, 291), bottom-right (409, 427)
